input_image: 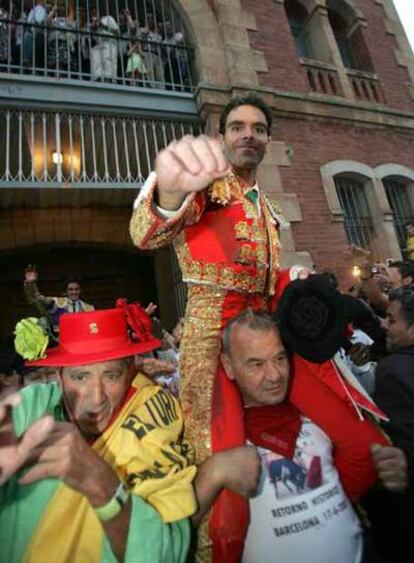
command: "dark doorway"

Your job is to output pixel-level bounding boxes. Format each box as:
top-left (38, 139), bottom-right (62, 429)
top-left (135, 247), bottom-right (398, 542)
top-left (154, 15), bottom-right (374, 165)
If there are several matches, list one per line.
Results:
top-left (0, 242), bottom-right (156, 350)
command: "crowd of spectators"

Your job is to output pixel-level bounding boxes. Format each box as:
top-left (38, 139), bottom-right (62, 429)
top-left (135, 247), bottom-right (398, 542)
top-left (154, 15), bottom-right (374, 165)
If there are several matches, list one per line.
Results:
top-left (1, 92), bottom-right (414, 561)
top-left (0, 1), bottom-right (192, 89)
top-left (1, 251), bottom-right (413, 562)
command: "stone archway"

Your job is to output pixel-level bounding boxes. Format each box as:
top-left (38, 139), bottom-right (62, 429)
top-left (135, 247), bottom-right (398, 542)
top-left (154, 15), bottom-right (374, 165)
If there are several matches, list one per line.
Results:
top-left (176, 0), bottom-right (229, 86)
top-left (176, 0), bottom-right (269, 89)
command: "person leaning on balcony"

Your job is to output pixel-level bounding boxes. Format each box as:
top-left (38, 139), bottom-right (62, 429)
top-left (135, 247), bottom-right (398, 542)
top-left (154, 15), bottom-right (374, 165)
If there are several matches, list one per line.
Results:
top-left (23, 265), bottom-right (94, 333)
top-left (162, 23), bottom-right (189, 91)
top-left (75, 6), bottom-right (90, 78)
top-left (14, 5), bottom-right (27, 67)
top-left (0, 6), bottom-right (9, 65)
top-left (90, 14), bottom-right (119, 82)
top-left (136, 14), bottom-right (164, 87)
top-left (22, 0), bottom-right (47, 70)
top-left (126, 39), bottom-right (147, 86)
top-left (46, 3), bottom-right (76, 75)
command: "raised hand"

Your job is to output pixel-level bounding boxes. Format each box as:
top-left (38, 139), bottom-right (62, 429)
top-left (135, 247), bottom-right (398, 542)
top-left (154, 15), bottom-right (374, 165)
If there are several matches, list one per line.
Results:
top-left (343, 244), bottom-right (371, 268)
top-left (144, 302), bottom-right (157, 316)
top-left (24, 264), bottom-right (38, 283)
top-left (135, 357), bottom-right (176, 378)
top-left (155, 135), bottom-right (230, 206)
top-left (0, 392), bottom-right (54, 485)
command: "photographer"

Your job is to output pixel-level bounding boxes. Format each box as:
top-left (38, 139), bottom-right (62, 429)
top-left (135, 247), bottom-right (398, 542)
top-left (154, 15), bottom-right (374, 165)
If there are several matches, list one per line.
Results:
top-left (346, 245), bottom-right (414, 313)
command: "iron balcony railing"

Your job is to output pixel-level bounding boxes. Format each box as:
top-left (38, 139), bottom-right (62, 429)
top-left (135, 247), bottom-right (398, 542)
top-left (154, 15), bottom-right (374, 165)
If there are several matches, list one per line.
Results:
top-left (0, 16), bottom-right (195, 92)
top-left (0, 108), bottom-right (201, 187)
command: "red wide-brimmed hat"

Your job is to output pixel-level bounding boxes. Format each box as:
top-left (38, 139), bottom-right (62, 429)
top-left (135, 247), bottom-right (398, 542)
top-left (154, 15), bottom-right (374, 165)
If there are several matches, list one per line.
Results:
top-left (27, 302), bottom-right (160, 367)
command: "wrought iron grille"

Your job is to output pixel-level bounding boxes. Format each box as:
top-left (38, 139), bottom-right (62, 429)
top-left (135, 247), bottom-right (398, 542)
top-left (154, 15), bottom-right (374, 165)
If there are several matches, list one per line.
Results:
top-left (0, 108), bottom-right (201, 186)
top-left (384, 178), bottom-right (414, 249)
top-left (335, 176), bottom-right (375, 249)
top-left (0, 0), bottom-right (195, 91)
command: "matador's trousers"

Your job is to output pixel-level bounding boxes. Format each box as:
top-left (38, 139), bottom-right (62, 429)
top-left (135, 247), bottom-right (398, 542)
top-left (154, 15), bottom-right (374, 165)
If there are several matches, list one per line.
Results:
top-left (179, 285), bottom-right (270, 563)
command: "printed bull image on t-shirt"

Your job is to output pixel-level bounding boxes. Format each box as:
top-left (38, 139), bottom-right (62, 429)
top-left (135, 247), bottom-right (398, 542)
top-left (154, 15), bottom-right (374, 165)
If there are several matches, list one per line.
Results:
top-left (243, 417), bottom-right (363, 563)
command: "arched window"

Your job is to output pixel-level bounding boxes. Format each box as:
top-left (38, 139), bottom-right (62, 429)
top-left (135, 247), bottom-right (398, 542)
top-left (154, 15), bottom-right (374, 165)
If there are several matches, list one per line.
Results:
top-left (327, 0), bottom-right (373, 72)
top-left (334, 175), bottom-right (375, 248)
top-left (284, 0), bottom-right (313, 59)
top-left (383, 177), bottom-right (414, 249)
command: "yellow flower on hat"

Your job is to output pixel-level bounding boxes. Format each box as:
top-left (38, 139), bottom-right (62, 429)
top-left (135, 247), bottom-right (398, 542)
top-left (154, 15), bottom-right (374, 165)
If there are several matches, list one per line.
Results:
top-left (14, 318), bottom-right (49, 361)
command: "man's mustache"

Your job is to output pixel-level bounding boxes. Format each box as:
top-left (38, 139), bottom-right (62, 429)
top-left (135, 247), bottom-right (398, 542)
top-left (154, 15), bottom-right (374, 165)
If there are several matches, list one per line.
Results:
top-left (235, 142), bottom-right (261, 149)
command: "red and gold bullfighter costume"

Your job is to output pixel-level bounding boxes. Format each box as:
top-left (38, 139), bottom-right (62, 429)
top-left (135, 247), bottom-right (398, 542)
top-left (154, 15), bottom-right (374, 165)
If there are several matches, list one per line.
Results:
top-left (130, 172), bottom-right (389, 563)
top-left (130, 171), bottom-right (282, 557)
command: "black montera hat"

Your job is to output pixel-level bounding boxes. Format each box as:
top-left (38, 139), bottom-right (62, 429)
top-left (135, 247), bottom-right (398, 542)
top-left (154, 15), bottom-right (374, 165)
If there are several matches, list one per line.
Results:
top-left (274, 274), bottom-right (350, 363)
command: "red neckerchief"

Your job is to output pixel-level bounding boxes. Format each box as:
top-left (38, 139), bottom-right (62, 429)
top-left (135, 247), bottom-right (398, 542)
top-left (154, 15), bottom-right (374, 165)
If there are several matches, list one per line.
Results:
top-left (244, 402), bottom-right (302, 459)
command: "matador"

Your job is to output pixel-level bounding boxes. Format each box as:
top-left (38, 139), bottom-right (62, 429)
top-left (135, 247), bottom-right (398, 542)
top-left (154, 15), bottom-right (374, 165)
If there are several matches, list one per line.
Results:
top-left (130, 94), bottom-right (287, 561)
top-left (129, 94), bottom-right (389, 562)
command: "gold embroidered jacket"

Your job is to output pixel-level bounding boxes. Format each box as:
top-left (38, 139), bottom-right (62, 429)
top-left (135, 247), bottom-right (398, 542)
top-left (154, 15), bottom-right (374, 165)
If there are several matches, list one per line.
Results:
top-left (130, 172), bottom-right (282, 296)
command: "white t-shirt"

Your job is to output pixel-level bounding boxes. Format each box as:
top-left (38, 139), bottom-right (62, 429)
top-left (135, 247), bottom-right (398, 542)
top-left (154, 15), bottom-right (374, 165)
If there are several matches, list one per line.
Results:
top-left (243, 418), bottom-right (363, 563)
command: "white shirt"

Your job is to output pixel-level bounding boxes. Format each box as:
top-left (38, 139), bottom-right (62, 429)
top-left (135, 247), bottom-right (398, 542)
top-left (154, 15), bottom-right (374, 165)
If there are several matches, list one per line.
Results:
top-left (243, 418), bottom-right (363, 563)
top-left (27, 5), bottom-right (46, 24)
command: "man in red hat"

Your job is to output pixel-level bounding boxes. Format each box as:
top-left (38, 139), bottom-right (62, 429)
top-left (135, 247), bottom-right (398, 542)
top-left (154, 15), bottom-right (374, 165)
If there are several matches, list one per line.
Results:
top-left (0, 304), bottom-right (197, 563)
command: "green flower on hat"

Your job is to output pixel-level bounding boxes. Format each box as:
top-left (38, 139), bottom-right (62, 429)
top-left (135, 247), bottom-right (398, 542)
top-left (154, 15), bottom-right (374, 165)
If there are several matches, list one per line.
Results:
top-left (14, 317), bottom-right (49, 361)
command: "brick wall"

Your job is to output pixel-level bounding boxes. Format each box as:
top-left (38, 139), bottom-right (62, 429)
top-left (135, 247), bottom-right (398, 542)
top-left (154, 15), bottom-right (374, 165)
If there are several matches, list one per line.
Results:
top-left (242, 0), bottom-right (309, 93)
top-left (275, 116), bottom-right (414, 285)
top-left (360, 0), bottom-right (414, 110)
top-left (241, 0), bottom-right (414, 111)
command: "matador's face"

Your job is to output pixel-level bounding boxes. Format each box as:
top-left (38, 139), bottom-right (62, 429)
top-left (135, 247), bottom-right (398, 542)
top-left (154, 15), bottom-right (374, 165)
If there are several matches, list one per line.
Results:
top-left (221, 104), bottom-right (270, 172)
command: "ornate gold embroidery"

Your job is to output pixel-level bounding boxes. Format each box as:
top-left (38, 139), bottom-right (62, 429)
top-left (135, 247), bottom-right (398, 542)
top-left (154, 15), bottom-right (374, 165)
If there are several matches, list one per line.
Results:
top-left (221, 267), bottom-right (235, 288)
top-left (130, 201), bottom-right (155, 248)
top-left (239, 270), bottom-right (252, 291)
top-left (130, 186), bottom-right (204, 251)
top-left (235, 244), bottom-right (256, 265)
top-left (242, 196), bottom-right (258, 220)
top-left (256, 244), bottom-right (268, 265)
top-left (252, 224), bottom-right (267, 243)
top-left (209, 173), bottom-right (243, 206)
top-left (209, 176), bottom-right (231, 206)
top-left (195, 515), bottom-right (212, 563)
top-left (204, 263), bottom-right (218, 283)
top-left (180, 286), bottom-right (271, 563)
top-left (235, 221), bottom-right (267, 243)
top-left (179, 286), bottom-right (226, 465)
top-left (261, 196), bottom-right (281, 295)
top-left (234, 221), bottom-right (250, 240)
top-left (264, 194), bottom-right (282, 217)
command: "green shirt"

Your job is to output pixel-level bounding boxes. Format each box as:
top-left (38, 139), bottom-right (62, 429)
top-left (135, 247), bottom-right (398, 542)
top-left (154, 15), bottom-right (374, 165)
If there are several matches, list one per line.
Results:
top-left (0, 383), bottom-right (190, 563)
